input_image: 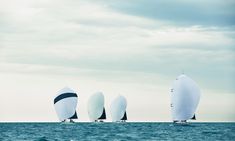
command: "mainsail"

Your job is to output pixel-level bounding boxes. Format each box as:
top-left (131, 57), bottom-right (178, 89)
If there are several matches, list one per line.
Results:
top-left (121, 111), bottom-right (127, 120)
top-left (170, 75), bottom-right (201, 122)
top-left (54, 87), bottom-right (78, 122)
top-left (98, 108), bottom-right (106, 120)
top-left (69, 112), bottom-right (78, 119)
top-left (191, 114), bottom-right (196, 120)
top-left (87, 92), bottom-right (106, 122)
top-left (110, 95), bottom-right (128, 122)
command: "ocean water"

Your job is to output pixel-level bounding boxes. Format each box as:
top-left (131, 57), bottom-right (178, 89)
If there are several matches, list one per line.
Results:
top-left (0, 122), bottom-right (235, 141)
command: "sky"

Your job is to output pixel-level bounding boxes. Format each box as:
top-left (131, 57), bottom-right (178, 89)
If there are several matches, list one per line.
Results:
top-left (0, 0), bottom-right (235, 122)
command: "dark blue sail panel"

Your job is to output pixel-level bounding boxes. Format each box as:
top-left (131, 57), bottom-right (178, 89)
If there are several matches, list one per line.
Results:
top-left (98, 108), bottom-right (106, 119)
top-left (121, 111), bottom-right (127, 120)
top-left (54, 93), bottom-right (77, 104)
top-left (191, 114), bottom-right (196, 120)
top-left (69, 111), bottom-right (78, 119)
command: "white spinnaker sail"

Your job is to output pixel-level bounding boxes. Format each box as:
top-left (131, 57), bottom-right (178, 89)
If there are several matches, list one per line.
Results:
top-left (54, 87), bottom-right (78, 121)
top-left (110, 95), bottom-right (127, 122)
top-left (170, 75), bottom-right (201, 121)
top-left (87, 92), bottom-right (105, 121)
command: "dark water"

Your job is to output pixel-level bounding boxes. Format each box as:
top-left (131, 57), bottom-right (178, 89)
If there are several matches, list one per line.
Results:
top-left (0, 122), bottom-right (235, 141)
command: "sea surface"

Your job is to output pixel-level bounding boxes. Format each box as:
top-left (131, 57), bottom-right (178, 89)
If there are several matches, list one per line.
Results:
top-left (0, 122), bottom-right (235, 141)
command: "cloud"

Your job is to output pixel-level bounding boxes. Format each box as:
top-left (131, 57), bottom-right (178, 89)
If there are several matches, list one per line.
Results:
top-left (93, 0), bottom-right (235, 26)
top-left (0, 0), bottom-right (235, 93)
top-left (0, 0), bottom-right (234, 98)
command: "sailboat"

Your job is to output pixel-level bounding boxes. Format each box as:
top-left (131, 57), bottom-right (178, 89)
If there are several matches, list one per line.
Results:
top-left (170, 74), bottom-right (201, 123)
top-left (110, 95), bottom-right (128, 122)
top-left (54, 87), bottom-right (78, 123)
top-left (87, 92), bottom-right (106, 122)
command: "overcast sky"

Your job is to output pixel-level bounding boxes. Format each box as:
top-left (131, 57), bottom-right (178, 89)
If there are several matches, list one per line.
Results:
top-left (0, 0), bottom-right (235, 122)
